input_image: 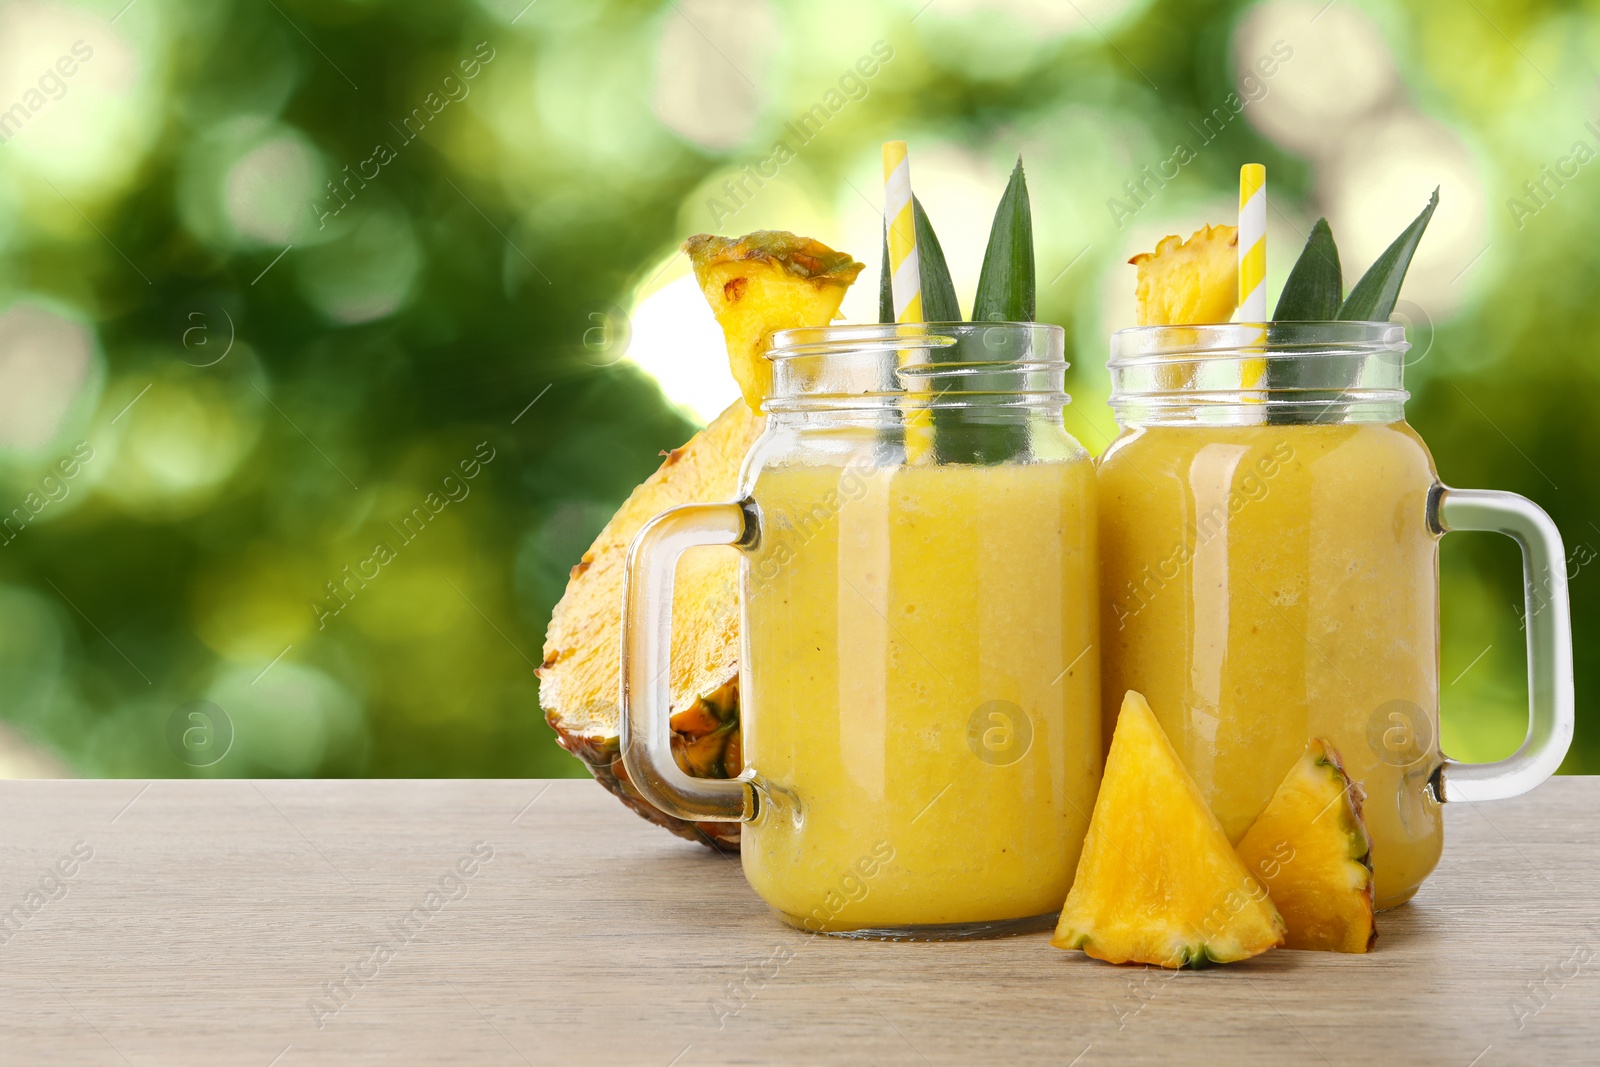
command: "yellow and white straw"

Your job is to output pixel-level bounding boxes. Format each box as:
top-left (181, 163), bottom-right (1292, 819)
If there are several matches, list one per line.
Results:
top-left (883, 140), bottom-right (934, 458)
top-left (1238, 163), bottom-right (1266, 322)
top-left (1238, 163), bottom-right (1268, 399)
top-left (882, 140), bottom-right (923, 324)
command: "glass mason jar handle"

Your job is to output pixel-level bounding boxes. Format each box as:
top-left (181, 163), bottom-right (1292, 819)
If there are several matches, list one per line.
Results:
top-left (1430, 486), bottom-right (1575, 802)
top-left (620, 501), bottom-right (759, 823)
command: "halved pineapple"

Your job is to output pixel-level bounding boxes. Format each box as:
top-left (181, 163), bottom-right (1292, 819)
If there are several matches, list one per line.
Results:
top-left (1235, 739), bottom-right (1377, 953)
top-left (684, 231), bottom-right (865, 412)
top-left (543, 230), bottom-right (864, 848)
top-left (1129, 224), bottom-right (1240, 326)
top-left (540, 402), bottom-right (763, 849)
top-left (1053, 690), bottom-right (1285, 968)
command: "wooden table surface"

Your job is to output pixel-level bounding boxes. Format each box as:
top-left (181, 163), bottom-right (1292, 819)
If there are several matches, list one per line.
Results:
top-left (2, 777), bottom-right (1596, 1066)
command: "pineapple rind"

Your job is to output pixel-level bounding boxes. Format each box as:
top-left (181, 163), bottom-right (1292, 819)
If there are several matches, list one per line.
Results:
top-left (1235, 738), bottom-right (1377, 953)
top-left (670, 677), bottom-right (741, 778)
top-left (546, 711), bottom-right (740, 851)
top-left (1053, 691), bottom-right (1285, 969)
top-left (683, 231), bottom-right (863, 278)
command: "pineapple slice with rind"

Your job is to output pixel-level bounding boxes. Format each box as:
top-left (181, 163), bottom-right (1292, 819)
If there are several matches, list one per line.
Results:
top-left (540, 402), bottom-right (763, 849)
top-left (1129, 224), bottom-right (1240, 326)
top-left (684, 231), bottom-right (865, 412)
top-left (1236, 739), bottom-right (1377, 953)
top-left (1053, 690), bottom-right (1286, 968)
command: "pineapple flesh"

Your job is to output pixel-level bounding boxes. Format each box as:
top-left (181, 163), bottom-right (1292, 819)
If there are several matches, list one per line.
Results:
top-left (1129, 224), bottom-right (1240, 326)
top-left (1053, 690), bottom-right (1286, 968)
top-left (684, 231), bottom-right (865, 412)
top-left (1235, 739), bottom-right (1377, 953)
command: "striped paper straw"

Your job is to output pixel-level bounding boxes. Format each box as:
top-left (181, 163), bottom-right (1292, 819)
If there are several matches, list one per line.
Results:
top-left (882, 141), bottom-right (923, 323)
top-left (883, 141), bottom-right (933, 459)
top-left (1238, 163), bottom-right (1267, 397)
top-left (1238, 164), bottom-right (1266, 322)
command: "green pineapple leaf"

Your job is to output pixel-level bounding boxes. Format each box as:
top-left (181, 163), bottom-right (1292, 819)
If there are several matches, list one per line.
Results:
top-left (879, 221), bottom-right (893, 324)
top-left (972, 157), bottom-right (1035, 322)
top-left (912, 195), bottom-right (962, 322)
top-left (1273, 217), bottom-right (1342, 321)
top-left (1339, 188), bottom-right (1438, 321)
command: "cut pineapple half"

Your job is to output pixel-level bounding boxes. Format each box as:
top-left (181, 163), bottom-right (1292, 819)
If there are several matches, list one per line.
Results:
top-left (543, 230), bottom-right (863, 847)
top-left (1236, 739), bottom-right (1377, 953)
top-left (684, 231), bottom-right (865, 412)
top-left (1129, 224), bottom-right (1240, 326)
top-left (1053, 690), bottom-right (1285, 968)
top-left (540, 402), bottom-right (763, 848)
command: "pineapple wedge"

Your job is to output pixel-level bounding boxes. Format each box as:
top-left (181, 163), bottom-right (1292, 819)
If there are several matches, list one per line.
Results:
top-left (540, 402), bottom-right (763, 849)
top-left (1236, 739), bottom-right (1377, 953)
top-left (1129, 224), bottom-right (1240, 326)
top-left (1054, 691), bottom-right (1286, 968)
top-left (684, 231), bottom-right (865, 412)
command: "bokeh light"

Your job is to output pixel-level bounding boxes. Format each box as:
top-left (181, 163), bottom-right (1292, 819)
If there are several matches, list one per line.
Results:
top-left (0, 301), bottom-right (98, 452)
top-left (625, 271), bottom-right (739, 424)
top-left (651, 0), bottom-right (779, 151)
top-left (204, 661), bottom-right (366, 776)
top-left (96, 367), bottom-right (262, 519)
top-left (295, 204), bottom-right (423, 324)
top-left (180, 117), bottom-right (331, 251)
top-left (0, 0), bottom-right (156, 193)
top-left (1237, 2), bottom-right (1399, 157)
top-left (225, 130), bottom-right (325, 247)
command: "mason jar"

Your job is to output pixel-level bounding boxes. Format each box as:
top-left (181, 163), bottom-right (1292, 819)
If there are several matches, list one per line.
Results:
top-left (621, 323), bottom-right (1100, 938)
top-left (1099, 321), bottom-right (1573, 908)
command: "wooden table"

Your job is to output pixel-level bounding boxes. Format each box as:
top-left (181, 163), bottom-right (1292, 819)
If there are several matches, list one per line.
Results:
top-left (2, 777), bottom-right (1595, 1066)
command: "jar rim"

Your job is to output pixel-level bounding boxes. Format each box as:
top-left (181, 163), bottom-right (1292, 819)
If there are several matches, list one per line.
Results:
top-left (1109, 320), bottom-right (1407, 365)
top-left (769, 321), bottom-right (1065, 361)
top-left (1106, 320), bottom-right (1411, 426)
top-left (762, 321), bottom-right (1070, 415)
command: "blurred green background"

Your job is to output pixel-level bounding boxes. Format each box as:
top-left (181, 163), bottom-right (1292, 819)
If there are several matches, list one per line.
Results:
top-left (0, 0), bottom-right (1591, 778)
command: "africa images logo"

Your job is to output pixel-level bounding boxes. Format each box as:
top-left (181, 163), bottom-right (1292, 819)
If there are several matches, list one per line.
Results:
top-left (967, 700), bottom-right (1033, 767)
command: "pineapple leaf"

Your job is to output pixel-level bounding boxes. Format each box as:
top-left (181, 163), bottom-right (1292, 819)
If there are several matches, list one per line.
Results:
top-left (878, 221), bottom-right (893, 324)
top-left (1273, 218), bottom-right (1342, 321)
top-left (1338, 188), bottom-right (1438, 321)
top-left (972, 157), bottom-right (1035, 322)
top-left (912, 195), bottom-right (962, 322)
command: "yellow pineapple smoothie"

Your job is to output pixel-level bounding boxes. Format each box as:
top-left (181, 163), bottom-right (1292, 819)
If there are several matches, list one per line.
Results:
top-left (1099, 421), bottom-right (1442, 908)
top-left (740, 456), bottom-right (1100, 931)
